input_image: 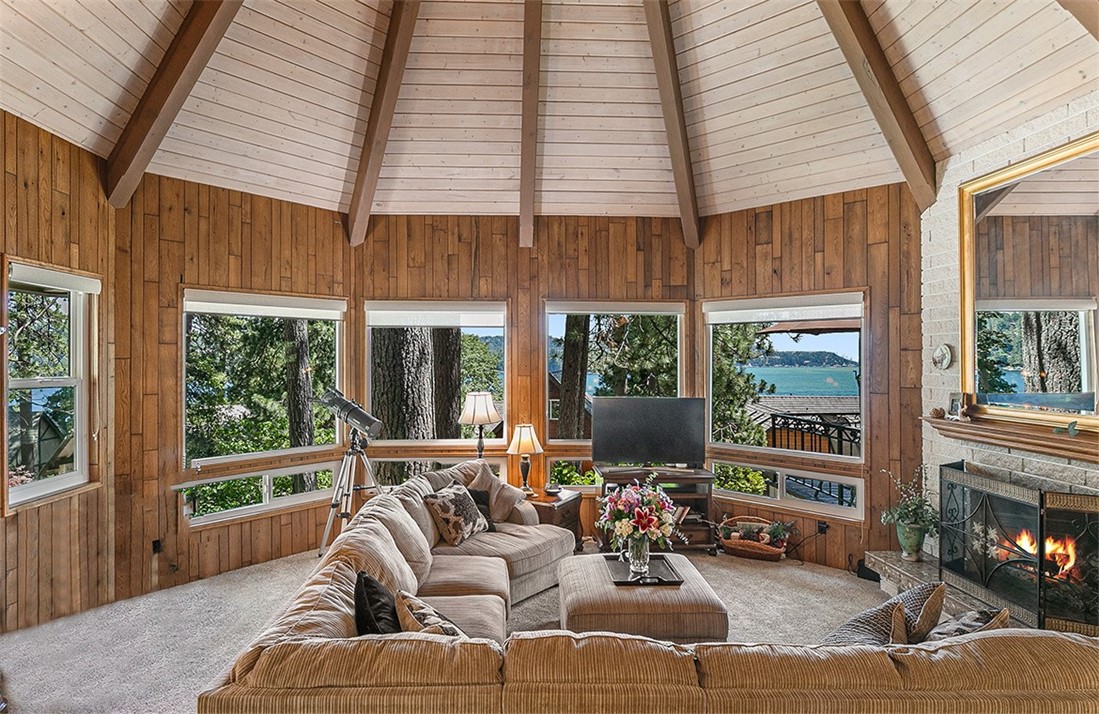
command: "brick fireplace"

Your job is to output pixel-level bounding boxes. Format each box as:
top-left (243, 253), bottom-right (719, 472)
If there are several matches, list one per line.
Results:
top-left (939, 462), bottom-right (1098, 635)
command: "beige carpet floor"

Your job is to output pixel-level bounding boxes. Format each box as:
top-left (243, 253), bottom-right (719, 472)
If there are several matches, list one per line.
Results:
top-left (0, 545), bottom-right (885, 713)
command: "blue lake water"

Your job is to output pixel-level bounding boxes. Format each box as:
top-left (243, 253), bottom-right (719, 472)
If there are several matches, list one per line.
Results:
top-left (743, 366), bottom-right (860, 396)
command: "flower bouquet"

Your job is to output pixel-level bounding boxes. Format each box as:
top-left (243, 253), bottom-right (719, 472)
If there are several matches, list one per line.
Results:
top-left (597, 480), bottom-right (686, 574)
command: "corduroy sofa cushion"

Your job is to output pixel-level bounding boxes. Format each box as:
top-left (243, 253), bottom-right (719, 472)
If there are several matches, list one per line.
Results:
top-left (393, 477), bottom-right (440, 546)
top-left (417, 555), bottom-right (511, 613)
top-left (431, 522), bottom-right (573, 578)
top-left (888, 629), bottom-right (1099, 691)
top-left (240, 633), bottom-right (504, 689)
top-left (504, 630), bottom-right (698, 685)
top-left (330, 517), bottom-right (418, 595)
top-left (228, 557), bottom-right (359, 682)
top-left (695, 642), bottom-right (903, 690)
top-left (360, 495), bottom-right (433, 586)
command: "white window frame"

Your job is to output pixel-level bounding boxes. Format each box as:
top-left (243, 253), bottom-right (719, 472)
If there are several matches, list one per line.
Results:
top-left (704, 292), bottom-right (866, 465)
top-left (6, 264), bottom-right (100, 507)
top-left (544, 300), bottom-right (687, 444)
top-left (182, 289), bottom-right (347, 469)
top-left (176, 460), bottom-right (341, 526)
top-left (711, 459), bottom-right (864, 521)
top-left (364, 301), bottom-right (508, 447)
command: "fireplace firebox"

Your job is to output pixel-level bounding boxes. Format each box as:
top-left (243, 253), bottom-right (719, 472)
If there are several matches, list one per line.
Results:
top-left (939, 462), bottom-right (1098, 635)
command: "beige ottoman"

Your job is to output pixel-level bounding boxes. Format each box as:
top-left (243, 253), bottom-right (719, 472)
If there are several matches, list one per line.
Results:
top-left (557, 553), bottom-right (728, 643)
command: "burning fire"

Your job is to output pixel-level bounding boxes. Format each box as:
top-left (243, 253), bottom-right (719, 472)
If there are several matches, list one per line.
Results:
top-left (1001, 528), bottom-right (1077, 577)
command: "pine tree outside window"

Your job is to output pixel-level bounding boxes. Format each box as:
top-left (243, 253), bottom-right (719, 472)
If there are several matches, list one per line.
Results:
top-left (182, 290), bottom-right (345, 470)
top-left (6, 263), bottom-right (100, 506)
top-left (365, 302), bottom-right (507, 486)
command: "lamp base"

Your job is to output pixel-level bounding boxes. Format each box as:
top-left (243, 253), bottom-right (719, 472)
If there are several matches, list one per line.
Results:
top-left (521, 485), bottom-right (535, 497)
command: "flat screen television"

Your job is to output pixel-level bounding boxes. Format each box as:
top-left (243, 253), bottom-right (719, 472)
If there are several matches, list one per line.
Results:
top-left (591, 397), bottom-right (706, 467)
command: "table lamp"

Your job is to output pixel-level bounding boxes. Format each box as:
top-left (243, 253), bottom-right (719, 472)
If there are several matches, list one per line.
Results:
top-left (459, 391), bottom-right (502, 458)
top-left (506, 424), bottom-right (543, 496)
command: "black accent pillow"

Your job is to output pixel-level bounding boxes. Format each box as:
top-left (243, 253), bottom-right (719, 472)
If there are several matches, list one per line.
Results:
top-left (354, 571), bottom-right (400, 636)
top-left (468, 488), bottom-right (497, 532)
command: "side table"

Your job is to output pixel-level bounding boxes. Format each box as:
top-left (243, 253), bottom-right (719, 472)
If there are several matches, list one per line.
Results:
top-left (527, 488), bottom-right (583, 552)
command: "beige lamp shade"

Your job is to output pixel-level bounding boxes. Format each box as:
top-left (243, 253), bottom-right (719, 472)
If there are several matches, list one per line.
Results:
top-left (506, 424), bottom-right (543, 455)
top-left (459, 392), bottom-right (502, 426)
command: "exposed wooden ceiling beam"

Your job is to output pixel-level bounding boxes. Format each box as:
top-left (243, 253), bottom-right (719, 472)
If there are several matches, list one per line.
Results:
top-left (974, 183), bottom-right (1018, 223)
top-left (817, 0), bottom-right (937, 212)
top-left (644, 0), bottom-right (701, 250)
top-left (106, 0), bottom-right (242, 208)
top-left (1057, 0), bottom-right (1099, 41)
top-left (519, 1), bottom-right (543, 249)
top-left (346, 1), bottom-right (421, 247)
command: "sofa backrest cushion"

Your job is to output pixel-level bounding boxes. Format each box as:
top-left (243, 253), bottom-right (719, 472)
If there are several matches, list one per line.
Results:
top-left (228, 557), bottom-right (359, 682)
top-left (361, 494), bottom-right (433, 586)
top-left (694, 642), bottom-right (902, 690)
top-left (393, 477), bottom-right (440, 546)
top-left (240, 634), bottom-right (504, 689)
top-left (468, 465), bottom-right (527, 523)
top-left (422, 460), bottom-right (485, 490)
top-left (329, 517), bottom-right (418, 595)
top-left (888, 629), bottom-right (1099, 691)
top-left (504, 630), bottom-right (698, 686)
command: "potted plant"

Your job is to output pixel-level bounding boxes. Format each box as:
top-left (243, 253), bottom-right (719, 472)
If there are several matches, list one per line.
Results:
top-left (880, 465), bottom-right (939, 562)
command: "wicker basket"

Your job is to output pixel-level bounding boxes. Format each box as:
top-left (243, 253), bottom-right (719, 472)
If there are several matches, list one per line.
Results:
top-left (718, 516), bottom-right (786, 562)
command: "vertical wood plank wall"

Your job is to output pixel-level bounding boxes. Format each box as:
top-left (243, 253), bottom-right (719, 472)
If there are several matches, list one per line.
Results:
top-left (0, 113), bottom-right (115, 632)
top-left (976, 215), bottom-right (1098, 299)
top-left (0, 112), bottom-right (922, 632)
top-left (695, 186), bottom-right (924, 568)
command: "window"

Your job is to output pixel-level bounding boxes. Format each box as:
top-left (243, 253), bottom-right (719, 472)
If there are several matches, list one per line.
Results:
top-left (547, 458), bottom-right (601, 487)
top-left (712, 460), bottom-right (862, 519)
top-left (706, 293), bottom-right (864, 460)
top-left (179, 462), bottom-right (337, 524)
top-left (183, 290), bottom-right (344, 467)
top-left (546, 302), bottom-right (683, 440)
top-left (6, 264), bottom-right (100, 505)
top-left (366, 302), bottom-right (506, 443)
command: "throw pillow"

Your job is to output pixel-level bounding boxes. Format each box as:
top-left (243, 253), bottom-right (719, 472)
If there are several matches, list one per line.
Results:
top-left (354, 571), bottom-right (400, 636)
top-left (424, 483), bottom-right (489, 546)
top-left (820, 601), bottom-right (908, 646)
top-left (467, 466), bottom-right (527, 522)
top-left (885, 582), bottom-right (947, 642)
top-left (394, 590), bottom-right (467, 638)
top-left (923, 609), bottom-right (1010, 642)
top-left (468, 488), bottom-right (497, 532)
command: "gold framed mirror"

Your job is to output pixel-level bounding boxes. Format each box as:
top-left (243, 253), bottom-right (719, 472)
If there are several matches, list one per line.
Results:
top-left (959, 132), bottom-right (1099, 434)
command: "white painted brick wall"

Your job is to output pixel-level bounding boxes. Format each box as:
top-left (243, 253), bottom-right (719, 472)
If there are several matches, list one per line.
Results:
top-left (920, 89), bottom-right (1099, 498)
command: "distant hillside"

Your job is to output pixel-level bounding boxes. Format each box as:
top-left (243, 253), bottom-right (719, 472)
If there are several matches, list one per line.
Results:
top-left (746, 351), bottom-right (857, 367)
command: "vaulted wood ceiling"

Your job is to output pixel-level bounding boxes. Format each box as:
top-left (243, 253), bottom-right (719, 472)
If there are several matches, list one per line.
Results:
top-left (1, 0), bottom-right (1095, 240)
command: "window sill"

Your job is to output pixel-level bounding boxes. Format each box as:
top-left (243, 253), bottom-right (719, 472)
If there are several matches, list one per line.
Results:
top-left (706, 444), bottom-right (866, 478)
top-left (712, 491), bottom-right (865, 526)
top-left (5, 481), bottom-right (101, 516)
top-left (183, 447), bottom-right (347, 482)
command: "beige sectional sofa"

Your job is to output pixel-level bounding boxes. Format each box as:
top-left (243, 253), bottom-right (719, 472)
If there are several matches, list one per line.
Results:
top-left (199, 460), bottom-right (1099, 714)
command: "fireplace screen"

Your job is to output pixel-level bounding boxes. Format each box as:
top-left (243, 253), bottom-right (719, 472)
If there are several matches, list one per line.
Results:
top-left (940, 462), bottom-right (1099, 634)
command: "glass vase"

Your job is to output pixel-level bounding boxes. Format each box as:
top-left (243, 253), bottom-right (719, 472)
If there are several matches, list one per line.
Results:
top-left (628, 536), bottom-right (650, 575)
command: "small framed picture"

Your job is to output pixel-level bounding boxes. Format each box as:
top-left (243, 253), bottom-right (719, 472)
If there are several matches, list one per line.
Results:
top-left (947, 392), bottom-right (965, 420)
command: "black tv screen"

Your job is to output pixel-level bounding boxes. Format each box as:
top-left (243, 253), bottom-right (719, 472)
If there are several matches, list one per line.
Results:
top-left (591, 397), bottom-right (706, 467)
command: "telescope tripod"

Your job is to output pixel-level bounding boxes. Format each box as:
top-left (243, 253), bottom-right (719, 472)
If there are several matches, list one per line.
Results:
top-left (318, 429), bottom-right (380, 556)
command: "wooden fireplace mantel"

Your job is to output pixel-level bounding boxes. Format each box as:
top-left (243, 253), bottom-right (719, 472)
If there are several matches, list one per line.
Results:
top-left (923, 417), bottom-right (1098, 464)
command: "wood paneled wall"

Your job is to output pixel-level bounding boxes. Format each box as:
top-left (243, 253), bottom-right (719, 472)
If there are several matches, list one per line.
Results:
top-left (695, 185), bottom-right (924, 568)
top-left (0, 112), bottom-right (115, 632)
top-left (976, 215), bottom-right (1098, 299)
top-left (0, 111), bottom-right (921, 632)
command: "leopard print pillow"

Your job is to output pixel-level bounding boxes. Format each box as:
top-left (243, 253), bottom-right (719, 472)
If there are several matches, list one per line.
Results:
top-left (423, 483), bottom-right (489, 546)
top-left (394, 590), bottom-right (467, 638)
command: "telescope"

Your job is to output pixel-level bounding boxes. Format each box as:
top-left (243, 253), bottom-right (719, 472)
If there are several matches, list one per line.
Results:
top-left (315, 389), bottom-right (383, 439)
top-left (314, 389), bottom-right (383, 556)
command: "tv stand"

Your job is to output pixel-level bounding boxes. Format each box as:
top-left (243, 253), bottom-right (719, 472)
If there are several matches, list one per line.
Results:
top-left (594, 465), bottom-right (717, 556)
